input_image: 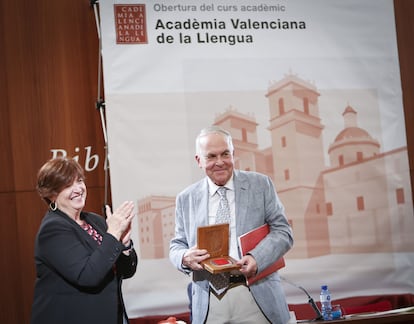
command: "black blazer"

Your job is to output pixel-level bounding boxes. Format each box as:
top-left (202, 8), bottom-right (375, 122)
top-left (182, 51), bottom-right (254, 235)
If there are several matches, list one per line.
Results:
top-left (31, 209), bottom-right (138, 324)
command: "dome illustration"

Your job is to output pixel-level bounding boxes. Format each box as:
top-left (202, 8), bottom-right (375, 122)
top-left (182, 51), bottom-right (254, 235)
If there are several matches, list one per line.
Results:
top-left (328, 105), bottom-right (380, 167)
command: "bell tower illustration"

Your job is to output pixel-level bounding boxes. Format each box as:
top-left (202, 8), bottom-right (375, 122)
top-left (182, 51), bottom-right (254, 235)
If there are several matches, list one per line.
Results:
top-left (266, 73), bottom-right (329, 257)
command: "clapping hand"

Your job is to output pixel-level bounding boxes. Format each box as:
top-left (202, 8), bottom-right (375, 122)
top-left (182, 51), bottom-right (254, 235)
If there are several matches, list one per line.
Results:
top-left (105, 201), bottom-right (135, 241)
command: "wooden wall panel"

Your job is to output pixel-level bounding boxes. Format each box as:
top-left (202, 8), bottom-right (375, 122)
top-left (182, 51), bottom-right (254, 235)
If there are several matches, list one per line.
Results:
top-left (0, 0), bottom-right (106, 323)
top-left (0, 193), bottom-right (21, 324)
top-left (0, 1), bottom-right (412, 324)
top-left (3, 0), bottom-right (104, 191)
top-left (0, 2), bottom-right (15, 193)
top-left (15, 192), bottom-right (46, 324)
top-left (394, 0), bottom-right (414, 201)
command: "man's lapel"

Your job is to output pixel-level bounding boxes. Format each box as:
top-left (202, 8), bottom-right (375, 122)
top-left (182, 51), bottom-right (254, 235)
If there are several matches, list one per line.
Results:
top-left (234, 171), bottom-right (250, 235)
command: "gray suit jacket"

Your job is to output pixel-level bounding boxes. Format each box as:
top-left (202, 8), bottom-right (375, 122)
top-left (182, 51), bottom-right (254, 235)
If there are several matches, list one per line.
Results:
top-left (170, 170), bottom-right (293, 324)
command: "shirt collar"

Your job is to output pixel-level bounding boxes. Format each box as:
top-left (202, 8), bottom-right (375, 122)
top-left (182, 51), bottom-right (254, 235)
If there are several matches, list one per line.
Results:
top-left (207, 174), bottom-right (234, 197)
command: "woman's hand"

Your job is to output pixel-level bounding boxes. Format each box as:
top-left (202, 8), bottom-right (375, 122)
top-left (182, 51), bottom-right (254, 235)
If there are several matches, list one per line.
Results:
top-left (121, 224), bottom-right (134, 254)
top-left (105, 201), bottom-right (135, 240)
top-left (121, 225), bottom-right (132, 246)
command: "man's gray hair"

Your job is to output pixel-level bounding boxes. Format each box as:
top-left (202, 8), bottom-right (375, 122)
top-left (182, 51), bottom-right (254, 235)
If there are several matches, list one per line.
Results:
top-left (195, 125), bottom-right (234, 155)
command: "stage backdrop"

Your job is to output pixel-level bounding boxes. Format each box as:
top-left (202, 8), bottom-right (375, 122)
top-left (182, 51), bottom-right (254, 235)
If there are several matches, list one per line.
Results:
top-left (99, 0), bottom-right (414, 318)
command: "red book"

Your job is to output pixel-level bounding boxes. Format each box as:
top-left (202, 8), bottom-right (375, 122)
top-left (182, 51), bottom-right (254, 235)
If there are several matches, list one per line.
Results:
top-left (238, 223), bottom-right (285, 285)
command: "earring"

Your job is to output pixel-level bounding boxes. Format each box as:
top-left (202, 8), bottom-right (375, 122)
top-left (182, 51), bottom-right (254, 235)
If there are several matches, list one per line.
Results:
top-left (49, 201), bottom-right (57, 211)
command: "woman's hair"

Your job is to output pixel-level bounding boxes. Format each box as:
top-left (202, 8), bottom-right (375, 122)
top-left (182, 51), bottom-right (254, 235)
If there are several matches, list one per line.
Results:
top-left (36, 157), bottom-right (85, 204)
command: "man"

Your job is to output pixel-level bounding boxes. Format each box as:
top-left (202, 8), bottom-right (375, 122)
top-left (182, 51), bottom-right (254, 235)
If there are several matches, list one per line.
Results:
top-left (170, 125), bottom-right (293, 323)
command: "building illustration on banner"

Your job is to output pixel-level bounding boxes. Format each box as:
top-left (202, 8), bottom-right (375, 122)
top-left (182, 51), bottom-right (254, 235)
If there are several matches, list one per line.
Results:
top-left (137, 72), bottom-right (414, 260)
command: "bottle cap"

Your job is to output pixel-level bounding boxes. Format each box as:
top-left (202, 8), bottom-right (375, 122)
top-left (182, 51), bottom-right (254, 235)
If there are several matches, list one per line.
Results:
top-left (321, 285), bottom-right (328, 290)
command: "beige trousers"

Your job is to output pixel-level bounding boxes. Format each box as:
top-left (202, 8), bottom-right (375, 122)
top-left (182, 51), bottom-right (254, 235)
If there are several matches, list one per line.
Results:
top-left (206, 284), bottom-right (270, 324)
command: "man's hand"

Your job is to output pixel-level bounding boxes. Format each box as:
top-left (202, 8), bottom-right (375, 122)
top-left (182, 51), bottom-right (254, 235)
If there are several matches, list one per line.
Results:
top-left (237, 254), bottom-right (258, 278)
top-left (182, 245), bottom-right (210, 270)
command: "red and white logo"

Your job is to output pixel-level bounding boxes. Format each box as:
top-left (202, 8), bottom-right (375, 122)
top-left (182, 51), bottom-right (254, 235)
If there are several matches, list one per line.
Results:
top-left (114, 4), bottom-right (148, 44)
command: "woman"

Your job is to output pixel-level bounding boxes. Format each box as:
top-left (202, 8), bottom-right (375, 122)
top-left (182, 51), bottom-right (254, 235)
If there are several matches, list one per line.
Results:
top-left (31, 157), bottom-right (138, 324)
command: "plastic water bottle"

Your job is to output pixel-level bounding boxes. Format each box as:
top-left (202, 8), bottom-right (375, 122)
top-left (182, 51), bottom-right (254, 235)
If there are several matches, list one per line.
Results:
top-left (320, 285), bottom-right (333, 320)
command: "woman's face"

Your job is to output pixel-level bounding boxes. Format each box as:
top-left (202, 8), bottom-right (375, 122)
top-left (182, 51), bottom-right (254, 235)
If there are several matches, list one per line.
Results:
top-left (54, 177), bottom-right (87, 217)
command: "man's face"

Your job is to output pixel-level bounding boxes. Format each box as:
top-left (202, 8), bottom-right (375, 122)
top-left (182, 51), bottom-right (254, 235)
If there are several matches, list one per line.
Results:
top-left (195, 133), bottom-right (234, 186)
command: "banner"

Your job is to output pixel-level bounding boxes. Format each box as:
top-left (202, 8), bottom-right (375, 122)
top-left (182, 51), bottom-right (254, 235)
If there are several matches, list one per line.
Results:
top-left (99, 0), bottom-right (414, 317)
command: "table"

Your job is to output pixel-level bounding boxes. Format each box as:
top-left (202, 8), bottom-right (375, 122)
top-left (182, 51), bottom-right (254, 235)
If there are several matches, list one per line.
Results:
top-left (298, 307), bottom-right (414, 324)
